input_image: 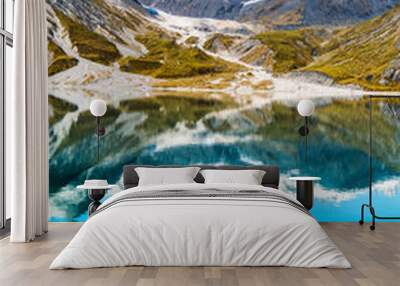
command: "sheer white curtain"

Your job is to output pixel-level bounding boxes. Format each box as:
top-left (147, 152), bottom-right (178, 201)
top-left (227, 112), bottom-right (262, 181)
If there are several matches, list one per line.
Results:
top-left (8, 0), bottom-right (48, 242)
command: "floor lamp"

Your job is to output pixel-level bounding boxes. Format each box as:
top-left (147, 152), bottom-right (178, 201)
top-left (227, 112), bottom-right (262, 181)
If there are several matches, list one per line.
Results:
top-left (90, 99), bottom-right (107, 162)
top-left (359, 94), bottom-right (400, 230)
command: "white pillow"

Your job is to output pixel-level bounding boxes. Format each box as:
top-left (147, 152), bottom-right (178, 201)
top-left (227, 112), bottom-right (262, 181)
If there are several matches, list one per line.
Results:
top-left (135, 167), bottom-right (200, 186)
top-left (200, 169), bottom-right (266, 185)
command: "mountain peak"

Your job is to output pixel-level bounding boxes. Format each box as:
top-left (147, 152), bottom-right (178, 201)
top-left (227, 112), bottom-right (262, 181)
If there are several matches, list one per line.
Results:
top-left (140, 0), bottom-right (400, 26)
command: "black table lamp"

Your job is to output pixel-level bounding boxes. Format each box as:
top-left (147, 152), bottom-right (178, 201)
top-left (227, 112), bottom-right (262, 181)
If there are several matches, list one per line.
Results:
top-left (90, 99), bottom-right (107, 162)
top-left (297, 99), bottom-right (315, 165)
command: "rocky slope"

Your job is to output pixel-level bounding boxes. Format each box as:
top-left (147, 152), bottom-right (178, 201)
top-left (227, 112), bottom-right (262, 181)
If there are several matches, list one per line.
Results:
top-left (140, 0), bottom-right (243, 19)
top-left (47, 0), bottom-right (245, 81)
top-left (303, 0), bottom-right (400, 25)
top-left (303, 4), bottom-right (400, 90)
top-left (201, 27), bottom-right (326, 75)
top-left (141, 0), bottom-right (400, 26)
top-left (212, 3), bottom-right (400, 90)
top-left (47, 0), bottom-right (400, 92)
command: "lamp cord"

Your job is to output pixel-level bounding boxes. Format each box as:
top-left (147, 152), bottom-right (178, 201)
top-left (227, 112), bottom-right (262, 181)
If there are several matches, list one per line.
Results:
top-left (305, 116), bottom-right (308, 168)
top-left (96, 117), bottom-right (100, 162)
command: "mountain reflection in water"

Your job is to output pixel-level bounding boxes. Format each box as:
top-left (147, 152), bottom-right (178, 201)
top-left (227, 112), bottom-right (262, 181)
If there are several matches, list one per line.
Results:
top-left (48, 93), bottom-right (400, 222)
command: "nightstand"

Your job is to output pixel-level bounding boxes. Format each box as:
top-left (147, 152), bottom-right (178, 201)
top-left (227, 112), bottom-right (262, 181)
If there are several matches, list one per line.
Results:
top-left (77, 180), bottom-right (117, 216)
top-left (289, 177), bottom-right (321, 210)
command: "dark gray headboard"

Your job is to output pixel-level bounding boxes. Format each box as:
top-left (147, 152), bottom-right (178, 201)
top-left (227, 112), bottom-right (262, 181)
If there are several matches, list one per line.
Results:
top-left (123, 165), bottom-right (280, 189)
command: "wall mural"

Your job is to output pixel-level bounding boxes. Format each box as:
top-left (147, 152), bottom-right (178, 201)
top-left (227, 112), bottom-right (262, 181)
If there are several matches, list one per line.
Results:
top-left (47, 0), bottom-right (400, 222)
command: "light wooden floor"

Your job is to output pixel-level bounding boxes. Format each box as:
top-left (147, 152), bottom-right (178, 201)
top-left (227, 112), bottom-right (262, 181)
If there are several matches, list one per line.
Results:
top-left (0, 222), bottom-right (399, 286)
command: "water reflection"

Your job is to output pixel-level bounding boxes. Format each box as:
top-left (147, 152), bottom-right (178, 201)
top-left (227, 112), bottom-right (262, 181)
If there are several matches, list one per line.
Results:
top-left (48, 92), bottom-right (400, 221)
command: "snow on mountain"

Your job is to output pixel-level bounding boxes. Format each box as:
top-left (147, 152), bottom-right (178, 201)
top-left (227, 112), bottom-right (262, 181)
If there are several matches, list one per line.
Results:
top-left (242, 0), bottom-right (265, 6)
top-left (147, 6), bottom-right (261, 45)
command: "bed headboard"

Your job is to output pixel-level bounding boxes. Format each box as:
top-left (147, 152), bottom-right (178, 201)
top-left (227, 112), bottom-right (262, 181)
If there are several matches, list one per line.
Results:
top-left (123, 165), bottom-right (280, 190)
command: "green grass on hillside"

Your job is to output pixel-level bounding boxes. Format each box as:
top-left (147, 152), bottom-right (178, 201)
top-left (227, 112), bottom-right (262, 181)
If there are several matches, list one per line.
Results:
top-left (54, 8), bottom-right (121, 66)
top-left (48, 40), bottom-right (79, 76)
top-left (119, 32), bottom-right (241, 78)
top-left (119, 57), bottom-right (162, 75)
top-left (185, 36), bottom-right (199, 45)
top-left (49, 95), bottom-right (78, 125)
top-left (255, 29), bottom-right (322, 74)
top-left (304, 6), bottom-right (400, 91)
top-left (240, 45), bottom-right (273, 70)
top-left (203, 34), bottom-right (238, 52)
top-left (153, 72), bottom-right (237, 89)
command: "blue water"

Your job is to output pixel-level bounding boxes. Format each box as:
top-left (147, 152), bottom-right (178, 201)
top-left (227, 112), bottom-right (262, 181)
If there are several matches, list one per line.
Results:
top-left (48, 97), bottom-right (400, 222)
top-left (49, 185), bottom-right (400, 223)
top-left (313, 192), bottom-right (400, 222)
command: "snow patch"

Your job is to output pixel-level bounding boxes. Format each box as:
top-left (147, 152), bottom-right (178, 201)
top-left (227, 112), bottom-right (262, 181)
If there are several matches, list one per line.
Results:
top-left (151, 121), bottom-right (261, 152)
top-left (146, 6), bottom-right (262, 44)
top-left (243, 0), bottom-right (265, 7)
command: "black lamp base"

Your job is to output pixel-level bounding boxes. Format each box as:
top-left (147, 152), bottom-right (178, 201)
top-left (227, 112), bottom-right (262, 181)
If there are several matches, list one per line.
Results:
top-left (298, 125), bottom-right (309, 136)
top-left (296, 180), bottom-right (314, 210)
top-left (88, 189), bottom-right (106, 215)
top-left (96, 127), bottom-right (106, 136)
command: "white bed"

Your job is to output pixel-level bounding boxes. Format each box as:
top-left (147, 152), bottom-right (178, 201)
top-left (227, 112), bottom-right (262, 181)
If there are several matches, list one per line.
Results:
top-left (50, 183), bottom-right (351, 269)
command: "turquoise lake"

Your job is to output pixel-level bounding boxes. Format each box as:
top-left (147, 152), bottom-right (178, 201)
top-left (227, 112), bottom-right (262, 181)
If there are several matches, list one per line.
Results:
top-left (48, 95), bottom-right (400, 222)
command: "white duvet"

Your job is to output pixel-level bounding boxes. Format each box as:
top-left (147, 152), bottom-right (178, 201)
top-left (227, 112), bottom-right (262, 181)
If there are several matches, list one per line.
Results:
top-left (50, 183), bottom-right (351, 269)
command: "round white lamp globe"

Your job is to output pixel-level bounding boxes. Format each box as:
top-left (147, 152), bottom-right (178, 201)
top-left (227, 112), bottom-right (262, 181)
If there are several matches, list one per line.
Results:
top-left (90, 99), bottom-right (107, 117)
top-left (297, 99), bottom-right (315, 117)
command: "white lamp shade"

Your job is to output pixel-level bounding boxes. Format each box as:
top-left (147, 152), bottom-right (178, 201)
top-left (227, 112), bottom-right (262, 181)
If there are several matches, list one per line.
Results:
top-left (90, 99), bottom-right (107, 117)
top-left (297, 99), bottom-right (315, 117)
